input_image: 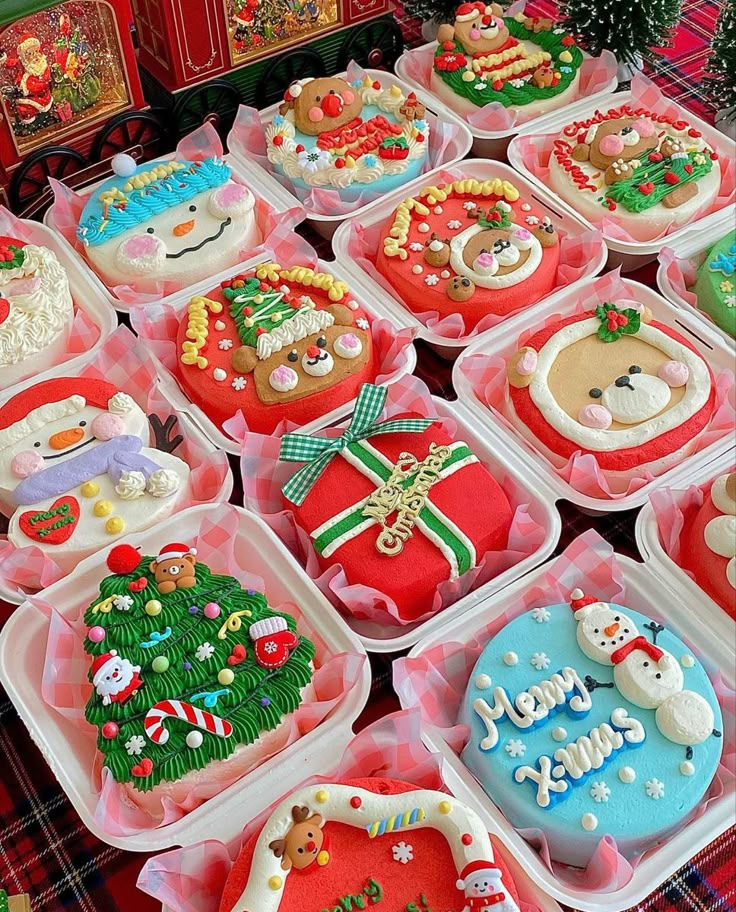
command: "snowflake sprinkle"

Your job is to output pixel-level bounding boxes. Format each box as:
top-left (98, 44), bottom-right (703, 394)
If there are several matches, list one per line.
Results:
top-left (113, 594), bottom-right (133, 611)
top-left (125, 735), bottom-right (146, 756)
top-left (590, 781), bottom-right (611, 803)
top-left (645, 778), bottom-right (665, 800)
top-left (425, 274), bottom-right (440, 286)
top-left (232, 376), bottom-right (247, 391)
top-left (525, 215), bottom-right (540, 226)
top-left (530, 652), bottom-right (550, 670)
top-left (392, 841), bottom-right (414, 864)
top-left (264, 641), bottom-right (278, 654)
top-left (409, 242), bottom-right (424, 252)
top-left (218, 339), bottom-right (233, 351)
top-left (531, 607), bottom-right (551, 623)
top-left (447, 219), bottom-right (463, 230)
top-left (195, 642), bottom-right (215, 662)
top-left (356, 318), bottom-right (370, 330)
top-left (463, 201), bottom-right (477, 211)
top-left (724, 295), bottom-right (736, 308)
top-left (505, 738), bottom-right (526, 758)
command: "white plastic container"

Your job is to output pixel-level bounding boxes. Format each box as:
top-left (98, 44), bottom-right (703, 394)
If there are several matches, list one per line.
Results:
top-left (635, 447), bottom-right (736, 651)
top-left (43, 152), bottom-right (305, 314)
top-left (0, 503), bottom-right (371, 852)
top-left (507, 90), bottom-right (736, 272)
top-left (227, 68), bottom-right (473, 240)
top-left (331, 158), bottom-right (608, 360)
top-left (395, 42), bottom-right (618, 160)
top-left (397, 551), bottom-right (735, 912)
top-left (452, 276), bottom-right (736, 513)
top-left (130, 251), bottom-right (418, 456)
top-left (0, 214), bottom-right (117, 399)
top-left (656, 205), bottom-right (736, 349)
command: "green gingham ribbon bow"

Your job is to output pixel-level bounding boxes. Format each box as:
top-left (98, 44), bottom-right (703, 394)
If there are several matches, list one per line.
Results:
top-left (280, 384), bottom-right (434, 505)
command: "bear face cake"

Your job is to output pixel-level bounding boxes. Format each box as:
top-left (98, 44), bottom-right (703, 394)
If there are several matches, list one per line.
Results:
top-left (506, 300), bottom-right (715, 476)
top-left (0, 378), bottom-right (190, 574)
top-left (692, 231), bottom-right (736, 339)
top-left (376, 177), bottom-right (560, 331)
top-left (548, 105), bottom-right (720, 241)
top-left (681, 472), bottom-right (736, 615)
top-left (76, 154), bottom-right (258, 293)
top-left (279, 384), bottom-right (514, 624)
top-left (266, 75), bottom-right (430, 201)
top-left (461, 592), bottom-right (723, 867)
top-left (220, 777), bottom-right (521, 912)
top-left (432, 4), bottom-right (583, 121)
top-left (83, 543), bottom-right (315, 815)
top-left (176, 263), bottom-right (376, 435)
top-left (0, 236), bottom-right (74, 388)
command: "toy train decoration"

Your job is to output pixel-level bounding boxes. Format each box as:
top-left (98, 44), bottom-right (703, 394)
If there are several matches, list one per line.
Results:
top-left (0, 0), bottom-right (403, 214)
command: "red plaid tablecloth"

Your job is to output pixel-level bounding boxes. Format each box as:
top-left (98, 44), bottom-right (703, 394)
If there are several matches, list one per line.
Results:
top-left (1, 2), bottom-right (734, 909)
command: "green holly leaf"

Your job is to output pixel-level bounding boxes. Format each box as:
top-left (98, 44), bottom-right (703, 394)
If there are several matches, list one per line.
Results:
top-left (621, 308), bottom-right (641, 334)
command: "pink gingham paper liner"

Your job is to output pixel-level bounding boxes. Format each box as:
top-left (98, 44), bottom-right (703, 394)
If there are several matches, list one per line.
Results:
top-left (515, 74), bottom-right (736, 244)
top-left (39, 501), bottom-right (367, 835)
top-left (457, 270), bottom-right (736, 500)
top-left (49, 123), bottom-right (303, 305)
top-left (239, 373), bottom-right (548, 627)
top-left (227, 62), bottom-right (464, 219)
top-left (344, 173), bottom-right (605, 340)
top-left (393, 529), bottom-right (736, 893)
top-left (129, 227), bottom-right (417, 442)
top-left (0, 325), bottom-right (232, 596)
top-left (136, 709), bottom-right (546, 912)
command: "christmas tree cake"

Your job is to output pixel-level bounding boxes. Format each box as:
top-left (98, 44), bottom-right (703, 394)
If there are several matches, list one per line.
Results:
top-left (83, 543), bottom-right (315, 814)
top-left (692, 230), bottom-right (736, 339)
top-left (175, 262), bottom-right (376, 434)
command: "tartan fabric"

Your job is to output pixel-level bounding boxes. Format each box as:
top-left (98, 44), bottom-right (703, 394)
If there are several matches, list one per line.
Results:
top-left (1, 3), bottom-right (735, 911)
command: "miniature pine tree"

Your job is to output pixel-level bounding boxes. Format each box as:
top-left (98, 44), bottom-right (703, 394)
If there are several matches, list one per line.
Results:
top-left (703, 0), bottom-right (736, 118)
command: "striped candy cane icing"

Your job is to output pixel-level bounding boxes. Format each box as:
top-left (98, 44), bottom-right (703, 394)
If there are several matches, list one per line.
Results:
top-left (367, 806), bottom-right (425, 838)
top-left (144, 699), bottom-right (233, 745)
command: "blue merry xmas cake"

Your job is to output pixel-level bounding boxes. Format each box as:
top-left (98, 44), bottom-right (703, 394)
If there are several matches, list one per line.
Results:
top-left (460, 590), bottom-right (723, 867)
top-left (265, 75), bottom-right (430, 202)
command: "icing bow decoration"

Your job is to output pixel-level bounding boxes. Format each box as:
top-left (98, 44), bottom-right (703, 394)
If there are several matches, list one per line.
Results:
top-left (279, 384), bottom-right (434, 505)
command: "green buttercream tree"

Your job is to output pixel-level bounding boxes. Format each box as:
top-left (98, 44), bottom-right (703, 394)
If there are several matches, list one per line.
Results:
top-left (703, 0), bottom-right (736, 123)
top-left (83, 545), bottom-right (314, 790)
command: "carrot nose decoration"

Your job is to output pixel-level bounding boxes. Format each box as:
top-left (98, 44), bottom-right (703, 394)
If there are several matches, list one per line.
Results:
top-left (321, 92), bottom-right (344, 118)
top-left (173, 219), bottom-right (195, 237)
top-left (604, 622), bottom-right (620, 636)
top-left (48, 427), bottom-right (84, 450)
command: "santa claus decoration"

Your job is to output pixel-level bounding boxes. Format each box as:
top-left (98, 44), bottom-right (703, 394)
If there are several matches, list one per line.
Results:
top-left (0, 33), bottom-right (53, 128)
top-left (92, 649), bottom-right (143, 706)
top-left (456, 860), bottom-right (518, 912)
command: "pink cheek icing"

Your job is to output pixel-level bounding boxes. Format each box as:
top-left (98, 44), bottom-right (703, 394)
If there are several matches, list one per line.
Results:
top-left (599, 134), bottom-right (625, 157)
top-left (11, 450), bottom-right (44, 478)
top-left (658, 360), bottom-right (690, 387)
top-left (339, 332), bottom-right (359, 349)
top-left (516, 350), bottom-right (538, 377)
top-left (123, 234), bottom-right (161, 258)
top-left (342, 90), bottom-right (355, 104)
top-left (513, 228), bottom-right (533, 241)
top-left (476, 252), bottom-right (496, 268)
top-left (308, 106), bottom-right (324, 123)
top-left (578, 404), bottom-right (613, 429)
top-left (91, 413), bottom-right (125, 441)
top-left (214, 183), bottom-right (248, 208)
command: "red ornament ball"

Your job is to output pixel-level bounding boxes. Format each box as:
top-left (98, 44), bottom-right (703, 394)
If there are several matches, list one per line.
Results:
top-left (461, 833), bottom-right (473, 846)
top-left (335, 158), bottom-right (345, 169)
top-left (561, 35), bottom-right (575, 46)
top-left (350, 796), bottom-right (362, 808)
top-left (295, 144), bottom-right (305, 153)
top-left (107, 544), bottom-right (141, 574)
top-left (102, 722), bottom-right (119, 740)
top-left (272, 135), bottom-right (283, 146)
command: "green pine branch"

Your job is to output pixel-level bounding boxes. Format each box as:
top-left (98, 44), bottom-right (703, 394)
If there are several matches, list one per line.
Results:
top-left (703, 0), bottom-right (736, 114)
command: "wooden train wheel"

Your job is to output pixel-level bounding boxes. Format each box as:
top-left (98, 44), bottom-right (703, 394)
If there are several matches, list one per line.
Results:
top-left (91, 110), bottom-right (170, 163)
top-left (257, 48), bottom-right (325, 108)
top-left (338, 18), bottom-right (404, 71)
top-left (173, 80), bottom-right (242, 141)
top-left (9, 146), bottom-right (87, 213)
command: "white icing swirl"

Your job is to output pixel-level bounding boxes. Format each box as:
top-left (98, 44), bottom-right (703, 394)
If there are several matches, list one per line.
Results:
top-left (147, 468), bottom-right (181, 498)
top-left (115, 470), bottom-right (147, 500)
top-left (108, 392), bottom-right (136, 414)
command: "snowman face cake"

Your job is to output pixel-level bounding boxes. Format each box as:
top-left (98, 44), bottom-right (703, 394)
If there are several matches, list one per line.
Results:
top-left (460, 590), bottom-right (723, 867)
top-left (76, 155), bottom-right (259, 293)
top-left (0, 377), bottom-right (190, 577)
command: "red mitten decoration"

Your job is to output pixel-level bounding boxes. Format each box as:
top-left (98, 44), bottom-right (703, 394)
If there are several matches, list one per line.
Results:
top-left (249, 616), bottom-right (299, 669)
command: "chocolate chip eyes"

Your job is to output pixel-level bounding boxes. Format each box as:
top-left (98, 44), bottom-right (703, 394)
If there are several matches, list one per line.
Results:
top-left (33, 441), bottom-right (41, 448)
top-left (79, 421), bottom-right (86, 427)
top-left (316, 336), bottom-right (327, 348)
top-left (621, 126), bottom-right (633, 135)
top-left (146, 227), bottom-right (154, 234)
top-left (189, 205), bottom-right (197, 212)
top-left (287, 350), bottom-right (298, 362)
top-left (629, 365), bottom-right (642, 374)
top-left (462, 278), bottom-right (470, 287)
top-left (315, 95), bottom-right (321, 102)
top-left (589, 388), bottom-right (603, 399)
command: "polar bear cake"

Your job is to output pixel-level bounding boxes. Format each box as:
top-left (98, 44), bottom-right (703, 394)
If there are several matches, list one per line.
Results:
top-left (76, 154), bottom-right (258, 293)
top-left (461, 592), bottom-right (723, 867)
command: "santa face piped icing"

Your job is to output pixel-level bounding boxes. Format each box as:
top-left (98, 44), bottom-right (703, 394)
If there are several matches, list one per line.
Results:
top-left (461, 594), bottom-right (723, 867)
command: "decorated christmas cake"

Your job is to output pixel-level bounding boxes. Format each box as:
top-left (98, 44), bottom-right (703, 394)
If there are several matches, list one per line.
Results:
top-left (220, 777), bottom-right (521, 912)
top-left (0, 377), bottom-right (190, 573)
top-left (461, 591), bottom-right (723, 867)
top-left (548, 105), bottom-right (721, 240)
top-left (76, 153), bottom-right (258, 292)
top-left (175, 262), bottom-right (377, 434)
top-left (83, 543), bottom-right (315, 813)
top-left (692, 230), bottom-right (736, 339)
top-left (375, 177), bottom-right (560, 330)
top-left (431, 4), bottom-right (583, 120)
top-left (681, 472), bottom-right (736, 615)
top-left (0, 236), bottom-right (74, 387)
top-left (279, 384), bottom-right (514, 624)
top-left (266, 75), bottom-right (430, 201)
top-left (506, 300), bottom-right (715, 476)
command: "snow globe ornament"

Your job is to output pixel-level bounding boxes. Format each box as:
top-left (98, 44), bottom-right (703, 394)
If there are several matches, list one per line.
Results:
top-left (76, 154), bottom-right (259, 292)
top-left (0, 376), bottom-right (190, 573)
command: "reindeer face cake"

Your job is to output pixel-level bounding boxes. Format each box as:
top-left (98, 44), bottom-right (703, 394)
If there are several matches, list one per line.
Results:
top-left (507, 301), bottom-right (715, 475)
top-left (376, 177), bottom-right (560, 330)
top-left (266, 75), bottom-right (430, 201)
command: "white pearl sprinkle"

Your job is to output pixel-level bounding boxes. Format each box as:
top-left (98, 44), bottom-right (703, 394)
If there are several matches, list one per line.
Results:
top-left (681, 655), bottom-right (695, 668)
top-left (475, 673), bottom-right (492, 690)
top-left (521, 202), bottom-right (532, 211)
top-left (581, 813), bottom-right (598, 831)
top-left (440, 269), bottom-right (451, 279)
top-left (347, 299), bottom-right (359, 310)
top-left (412, 264), bottom-right (423, 274)
top-left (618, 766), bottom-right (636, 784)
top-left (214, 320), bottom-right (226, 331)
top-left (433, 206), bottom-right (443, 214)
top-left (503, 651), bottom-right (518, 666)
top-left (552, 727), bottom-right (567, 742)
top-left (417, 222), bottom-right (430, 233)
top-left (680, 760), bottom-right (695, 776)
top-left (213, 368), bottom-right (227, 382)
top-left (186, 730), bottom-right (204, 749)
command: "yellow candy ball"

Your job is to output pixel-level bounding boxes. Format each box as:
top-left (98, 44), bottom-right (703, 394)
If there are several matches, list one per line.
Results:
top-left (559, 50), bottom-right (573, 63)
top-left (315, 789), bottom-right (329, 804)
top-left (218, 668), bottom-right (235, 686)
top-left (105, 516), bottom-right (125, 534)
top-left (145, 599), bottom-right (162, 617)
top-left (462, 71), bottom-right (475, 83)
top-left (317, 850), bottom-right (330, 866)
top-left (438, 800), bottom-right (453, 815)
top-left (80, 481), bottom-right (100, 498)
top-left (94, 500), bottom-right (113, 517)
top-left (268, 876), bottom-right (282, 891)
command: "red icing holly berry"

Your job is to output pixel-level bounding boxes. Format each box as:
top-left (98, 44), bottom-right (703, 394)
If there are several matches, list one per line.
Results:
top-left (415, 133), bottom-right (425, 142)
top-left (616, 313), bottom-right (628, 327)
top-left (335, 159), bottom-right (345, 169)
top-left (442, 40), bottom-right (455, 50)
top-left (221, 279), bottom-right (233, 289)
top-left (372, 80), bottom-right (381, 90)
top-left (256, 327), bottom-right (266, 335)
top-left (272, 135), bottom-right (283, 146)
top-left (561, 35), bottom-right (575, 45)
top-left (295, 144), bottom-right (305, 154)
top-left (492, 79), bottom-right (504, 91)
top-left (684, 164), bottom-right (693, 174)
top-left (0, 298), bottom-right (9, 325)
top-left (710, 152), bottom-right (719, 160)
top-left (259, 282), bottom-right (269, 291)
top-left (639, 182), bottom-right (655, 194)
top-left (648, 152), bottom-right (663, 163)
top-left (107, 544), bottom-right (142, 574)
top-left (664, 171), bottom-right (680, 185)
top-left (102, 722), bottom-right (119, 739)
top-left (243, 306), bottom-right (253, 315)
top-left (0, 245), bottom-right (14, 262)
top-left (350, 796), bottom-right (362, 808)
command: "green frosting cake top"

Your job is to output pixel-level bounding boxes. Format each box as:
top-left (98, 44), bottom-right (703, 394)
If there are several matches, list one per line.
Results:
top-left (693, 230), bottom-right (736, 339)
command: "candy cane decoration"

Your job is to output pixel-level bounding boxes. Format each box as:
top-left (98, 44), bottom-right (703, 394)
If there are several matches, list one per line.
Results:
top-left (144, 699), bottom-right (233, 745)
top-left (366, 805), bottom-right (426, 838)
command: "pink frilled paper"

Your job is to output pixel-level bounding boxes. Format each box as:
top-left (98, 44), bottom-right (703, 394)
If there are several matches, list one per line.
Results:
top-left (514, 74), bottom-right (736, 244)
top-left (393, 529), bottom-right (736, 894)
top-left (136, 709), bottom-right (547, 912)
top-left (343, 171), bottom-right (605, 340)
top-left (48, 123), bottom-right (303, 305)
top-left (129, 228), bottom-right (417, 442)
top-left (0, 325), bottom-right (232, 596)
top-left (239, 374), bottom-right (548, 627)
top-left (457, 270), bottom-right (736, 500)
top-left (40, 502), bottom-right (367, 835)
top-left (227, 63), bottom-right (466, 219)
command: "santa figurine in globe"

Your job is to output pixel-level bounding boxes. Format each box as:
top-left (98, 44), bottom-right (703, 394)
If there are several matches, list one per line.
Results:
top-left (92, 649), bottom-right (143, 706)
top-left (0, 34), bottom-right (53, 127)
top-left (457, 860), bottom-right (518, 911)
top-left (0, 376), bottom-right (191, 576)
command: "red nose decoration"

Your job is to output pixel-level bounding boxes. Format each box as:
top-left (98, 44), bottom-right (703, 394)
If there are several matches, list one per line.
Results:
top-left (321, 93), bottom-right (344, 117)
top-left (306, 841), bottom-right (316, 852)
top-left (307, 345), bottom-right (321, 358)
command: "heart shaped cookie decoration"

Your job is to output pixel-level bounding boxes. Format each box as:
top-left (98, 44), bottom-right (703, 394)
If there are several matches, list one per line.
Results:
top-left (129, 577), bottom-right (148, 592)
top-left (19, 496), bottom-right (79, 545)
top-left (228, 643), bottom-right (247, 666)
top-left (131, 757), bottom-right (154, 778)
top-left (638, 182), bottom-right (655, 195)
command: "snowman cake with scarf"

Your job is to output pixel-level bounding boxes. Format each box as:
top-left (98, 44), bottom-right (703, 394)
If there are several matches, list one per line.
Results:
top-left (76, 154), bottom-right (258, 293)
top-left (0, 377), bottom-right (190, 576)
top-left (461, 590), bottom-right (723, 867)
